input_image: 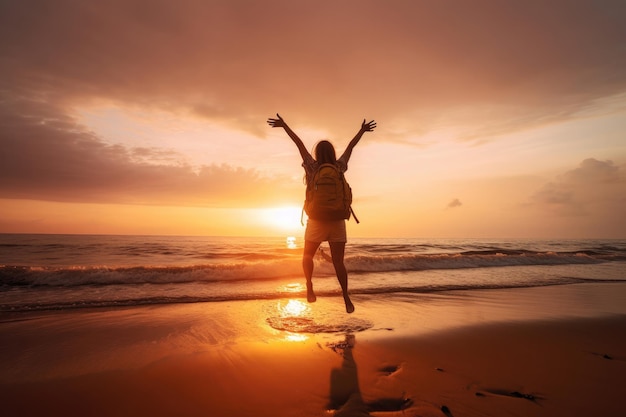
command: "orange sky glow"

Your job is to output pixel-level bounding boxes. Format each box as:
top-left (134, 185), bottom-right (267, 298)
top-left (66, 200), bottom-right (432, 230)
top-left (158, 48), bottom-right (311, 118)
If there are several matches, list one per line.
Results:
top-left (1, 0), bottom-right (625, 238)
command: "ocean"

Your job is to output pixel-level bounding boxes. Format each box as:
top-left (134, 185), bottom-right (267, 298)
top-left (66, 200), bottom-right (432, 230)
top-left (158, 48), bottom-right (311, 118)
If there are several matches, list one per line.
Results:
top-left (1, 234), bottom-right (625, 315)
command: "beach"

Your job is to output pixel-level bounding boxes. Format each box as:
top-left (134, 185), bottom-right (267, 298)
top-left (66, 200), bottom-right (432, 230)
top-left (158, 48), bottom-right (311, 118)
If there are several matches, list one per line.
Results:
top-left (2, 282), bottom-right (625, 417)
top-left (3, 1), bottom-right (626, 415)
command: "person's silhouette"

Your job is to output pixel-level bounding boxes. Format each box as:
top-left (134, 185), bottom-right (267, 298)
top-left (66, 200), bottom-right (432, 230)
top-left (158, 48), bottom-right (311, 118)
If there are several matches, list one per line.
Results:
top-left (267, 114), bottom-right (376, 313)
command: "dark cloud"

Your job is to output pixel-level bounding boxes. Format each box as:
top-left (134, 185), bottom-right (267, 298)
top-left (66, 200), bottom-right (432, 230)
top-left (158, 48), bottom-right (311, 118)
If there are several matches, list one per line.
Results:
top-left (1, 0), bottom-right (625, 138)
top-left (0, 95), bottom-right (297, 206)
top-left (529, 158), bottom-right (626, 216)
top-left (447, 198), bottom-right (463, 209)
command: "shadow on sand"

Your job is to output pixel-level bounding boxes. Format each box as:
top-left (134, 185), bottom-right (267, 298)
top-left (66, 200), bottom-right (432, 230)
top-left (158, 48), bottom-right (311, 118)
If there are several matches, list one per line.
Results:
top-left (328, 334), bottom-right (412, 416)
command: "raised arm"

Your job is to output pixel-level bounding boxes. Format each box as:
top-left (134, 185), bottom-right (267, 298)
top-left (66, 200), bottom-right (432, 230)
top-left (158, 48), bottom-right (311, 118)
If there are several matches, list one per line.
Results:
top-left (267, 113), bottom-right (310, 161)
top-left (339, 119), bottom-right (376, 163)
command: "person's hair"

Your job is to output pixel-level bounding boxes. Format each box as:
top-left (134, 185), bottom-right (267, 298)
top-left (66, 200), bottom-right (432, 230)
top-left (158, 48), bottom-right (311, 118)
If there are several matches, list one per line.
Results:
top-left (314, 140), bottom-right (337, 164)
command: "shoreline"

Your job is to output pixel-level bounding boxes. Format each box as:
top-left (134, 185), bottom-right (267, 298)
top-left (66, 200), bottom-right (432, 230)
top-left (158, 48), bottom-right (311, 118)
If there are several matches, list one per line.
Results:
top-left (1, 283), bottom-right (626, 416)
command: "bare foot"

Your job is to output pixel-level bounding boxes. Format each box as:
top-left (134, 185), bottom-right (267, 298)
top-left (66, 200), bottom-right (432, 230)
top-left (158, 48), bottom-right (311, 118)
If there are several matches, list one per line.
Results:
top-left (344, 296), bottom-right (355, 313)
top-left (306, 282), bottom-right (317, 303)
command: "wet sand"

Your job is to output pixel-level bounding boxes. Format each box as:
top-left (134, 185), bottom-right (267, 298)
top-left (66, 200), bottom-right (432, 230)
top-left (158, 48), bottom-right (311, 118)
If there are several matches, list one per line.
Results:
top-left (1, 283), bottom-right (625, 417)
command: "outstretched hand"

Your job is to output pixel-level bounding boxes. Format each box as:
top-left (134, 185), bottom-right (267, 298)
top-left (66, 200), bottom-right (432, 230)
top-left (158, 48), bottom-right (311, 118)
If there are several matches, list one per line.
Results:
top-left (361, 119), bottom-right (377, 132)
top-left (267, 113), bottom-right (287, 128)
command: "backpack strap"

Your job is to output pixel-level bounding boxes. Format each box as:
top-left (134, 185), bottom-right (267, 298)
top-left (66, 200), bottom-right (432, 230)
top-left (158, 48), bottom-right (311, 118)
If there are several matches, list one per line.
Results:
top-left (350, 206), bottom-right (360, 224)
top-left (339, 169), bottom-right (360, 224)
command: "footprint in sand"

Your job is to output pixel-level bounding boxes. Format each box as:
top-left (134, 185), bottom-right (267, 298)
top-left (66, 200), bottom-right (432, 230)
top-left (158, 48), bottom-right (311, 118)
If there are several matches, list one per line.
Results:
top-left (366, 397), bottom-right (413, 412)
top-left (589, 351), bottom-right (623, 361)
top-left (478, 388), bottom-right (543, 403)
top-left (378, 364), bottom-right (401, 376)
top-left (328, 335), bottom-right (413, 414)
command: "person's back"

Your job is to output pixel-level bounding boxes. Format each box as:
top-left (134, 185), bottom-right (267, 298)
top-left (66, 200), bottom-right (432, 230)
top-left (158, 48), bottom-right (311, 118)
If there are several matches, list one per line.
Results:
top-left (304, 163), bottom-right (354, 222)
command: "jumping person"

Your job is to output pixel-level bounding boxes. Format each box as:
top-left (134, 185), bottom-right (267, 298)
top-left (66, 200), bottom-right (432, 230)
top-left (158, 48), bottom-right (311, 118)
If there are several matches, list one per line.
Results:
top-left (267, 114), bottom-right (376, 313)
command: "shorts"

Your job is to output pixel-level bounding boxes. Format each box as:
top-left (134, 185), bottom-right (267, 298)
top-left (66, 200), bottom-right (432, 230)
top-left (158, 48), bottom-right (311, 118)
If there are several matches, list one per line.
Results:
top-left (304, 219), bottom-right (347, 243)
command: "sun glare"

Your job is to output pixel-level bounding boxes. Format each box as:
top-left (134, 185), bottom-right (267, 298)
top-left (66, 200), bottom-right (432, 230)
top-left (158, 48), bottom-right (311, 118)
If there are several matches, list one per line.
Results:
top-left (258, 206), bottom-right (303, 232)
top-left (273, 298), bottom-right (311, 342)
top-left (279, 299), bottom-right (309, 317)
top-left (285, 333), bottom-right (308, 342)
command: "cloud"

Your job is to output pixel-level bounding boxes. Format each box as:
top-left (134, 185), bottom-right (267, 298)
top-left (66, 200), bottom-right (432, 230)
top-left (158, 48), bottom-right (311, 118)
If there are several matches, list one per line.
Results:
top-left (1, 1), bottom-right (625, 208)
top-left (529, 158), bottom-right (626, 216)
top-left (0, 95), bottom-right (298, 207)
top-left (1, 0), bottom-right (625, 140)
top-left (447, 198), bottom-right (463, 209)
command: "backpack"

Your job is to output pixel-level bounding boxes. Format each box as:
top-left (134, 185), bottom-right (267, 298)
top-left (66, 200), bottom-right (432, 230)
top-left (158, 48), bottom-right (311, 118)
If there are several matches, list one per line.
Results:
top-left (303, 163), bottom-right (359, 223)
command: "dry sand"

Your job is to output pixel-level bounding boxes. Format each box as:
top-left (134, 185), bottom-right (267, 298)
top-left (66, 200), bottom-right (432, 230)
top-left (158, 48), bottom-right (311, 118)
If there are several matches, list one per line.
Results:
top-left (1, 283), bottom-right (625, 417)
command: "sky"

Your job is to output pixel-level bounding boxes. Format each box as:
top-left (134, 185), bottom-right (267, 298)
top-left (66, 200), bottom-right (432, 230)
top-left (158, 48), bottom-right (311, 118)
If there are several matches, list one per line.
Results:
top-left (1, 0), bottom-right (625, 239)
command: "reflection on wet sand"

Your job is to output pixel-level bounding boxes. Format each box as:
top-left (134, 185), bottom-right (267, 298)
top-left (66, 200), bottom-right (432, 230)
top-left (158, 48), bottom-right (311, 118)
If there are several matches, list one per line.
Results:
top-left (328, 334), bottom-right (412, 416)
top-left (266, 299), bottom-right (373, 334)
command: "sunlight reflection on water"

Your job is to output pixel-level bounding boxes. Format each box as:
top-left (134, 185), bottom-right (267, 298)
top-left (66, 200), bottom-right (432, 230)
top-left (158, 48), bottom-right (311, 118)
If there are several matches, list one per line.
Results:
top-left (279, 282), bottom-right (306, 294)
top-left (266, 298), bottom-right (373, 336)
top-left (284, 333), bottom-right (309, 342)
top-left (279, 299), bottom-right (309, 317)
top-left (286, 236), bottom-right (297, 249)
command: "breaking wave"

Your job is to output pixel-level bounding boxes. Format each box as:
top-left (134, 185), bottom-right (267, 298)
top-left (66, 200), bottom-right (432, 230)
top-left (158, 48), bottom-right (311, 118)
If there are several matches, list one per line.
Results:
top-left (1, 249), bottom-right (623, 288)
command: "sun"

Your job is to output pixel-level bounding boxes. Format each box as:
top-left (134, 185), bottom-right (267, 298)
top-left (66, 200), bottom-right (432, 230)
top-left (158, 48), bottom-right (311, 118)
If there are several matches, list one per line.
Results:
top-left (258, 206), bottom-right (303, 233)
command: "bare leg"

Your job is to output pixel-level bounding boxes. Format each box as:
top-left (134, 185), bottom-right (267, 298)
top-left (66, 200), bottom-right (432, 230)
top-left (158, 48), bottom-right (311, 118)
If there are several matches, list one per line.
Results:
top-left (303, 240), bottom-right (321, 302)
top-left (329, 241), bottom-right (354, 313)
